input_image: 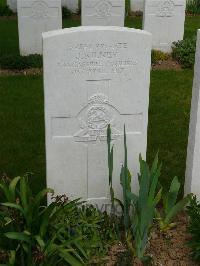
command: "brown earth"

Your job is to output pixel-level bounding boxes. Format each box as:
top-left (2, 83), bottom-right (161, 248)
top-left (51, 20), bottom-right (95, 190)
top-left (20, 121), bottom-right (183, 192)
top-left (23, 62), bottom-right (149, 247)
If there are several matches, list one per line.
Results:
top-left (152, 59), bottom-right (182, 71)
top-left (105, 213), bottom-right (198, 266)
top-left (0, 68), bottom-right (42, 76)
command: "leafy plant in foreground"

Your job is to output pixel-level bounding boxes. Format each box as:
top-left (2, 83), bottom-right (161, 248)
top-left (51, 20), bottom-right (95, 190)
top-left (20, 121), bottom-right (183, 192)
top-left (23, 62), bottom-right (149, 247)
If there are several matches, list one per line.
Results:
top-left (186, 195), bottom-right (200, 262)
top-left (156, 176), bottom-right (191, 232)
top-left (107, 125), bottom-right (162, 261)
top-left (128, 154), bottom-right (162, 261)
top-left (0, 175), bottom-right (87, 265)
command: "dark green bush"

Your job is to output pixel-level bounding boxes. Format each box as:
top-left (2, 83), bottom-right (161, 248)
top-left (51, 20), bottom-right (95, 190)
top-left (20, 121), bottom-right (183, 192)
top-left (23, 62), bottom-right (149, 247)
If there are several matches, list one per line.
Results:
top-left (0, 4), bottom-right (14, 16)
top-left (186, 196), bottom-right (200, 262)
top-left (186, 0), bottom-right (200, 15)
top-left (0, 54), bottom-right (43, 70)
top-left (172, 37), bottom-right (197, 68)
top-left (62, 6), bottom-right (72, 18)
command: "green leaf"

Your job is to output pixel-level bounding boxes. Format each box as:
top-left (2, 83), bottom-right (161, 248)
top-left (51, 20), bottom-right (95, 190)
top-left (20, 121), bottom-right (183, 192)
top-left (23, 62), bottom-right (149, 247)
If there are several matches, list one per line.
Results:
top-left (165, 176), bottom-right (180, 215)
top-left (20, 176), bottom-right (28, 210)
top-left (59, 249), bottom-right (85, 266)
top-left (4, 232), bottom-right (31, 243)
top-left (9, 176), bottom-right (21, 202)
top-left (1, 203), bottom-right (25, 216)
top-left (164, 194), bottom-right (191, 225)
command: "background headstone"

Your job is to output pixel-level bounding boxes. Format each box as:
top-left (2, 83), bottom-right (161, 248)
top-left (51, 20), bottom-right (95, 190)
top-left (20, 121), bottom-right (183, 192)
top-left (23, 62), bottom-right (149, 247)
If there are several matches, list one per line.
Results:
top-left (7, 0), bottom-right (17, 12)
top-left (43, 26), bottom-right (152, 207)
top-left (17, 0), bottom-right (62, 55)
top-left (143, 0), bottom-right (186, 52)
top-left (61, 0), bottom-right (78, 13)
top-left (185, 30), bottom-right (200, 199)
top-left (130, 0), bottom-right (144, 12)
top-left (82, 0), bottom-right (125, 26)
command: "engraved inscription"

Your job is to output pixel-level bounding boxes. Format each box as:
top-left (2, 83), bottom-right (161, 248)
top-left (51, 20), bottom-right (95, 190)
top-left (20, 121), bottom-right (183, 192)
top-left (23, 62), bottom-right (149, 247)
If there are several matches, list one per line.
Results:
top-left (31, 1), bottom-right (49, 19)
top-left (57, 42), bottom-right (137, 76)
top-left (95, 0), bottom-right (112, 18)
top-left (74, 93), bottom-right (120, 142)
top-left (157, 0), bottom-right (174, 17)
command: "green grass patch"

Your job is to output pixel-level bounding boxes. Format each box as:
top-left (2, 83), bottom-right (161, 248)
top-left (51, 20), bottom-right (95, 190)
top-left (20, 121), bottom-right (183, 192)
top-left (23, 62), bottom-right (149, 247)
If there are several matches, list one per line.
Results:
top-left (0, 70), bottom-right (193, 192)
top-left (0, 75), bottom-right (45, 192)
top-left (147, 70), bottom-right (193, 192)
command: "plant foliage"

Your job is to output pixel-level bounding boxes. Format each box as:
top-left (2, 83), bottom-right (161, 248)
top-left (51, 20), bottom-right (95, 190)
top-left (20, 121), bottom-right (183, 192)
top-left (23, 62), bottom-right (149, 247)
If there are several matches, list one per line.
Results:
top-left (186, 0), bottom-right (200, 15)
top-left (0, 54), bottom-right (43, 70)
top-left (0, 174), bottom-right (116, 265)
top-left (172, 37), bottom-right (197, 68)
top-left (156, 176), bottom-right (191, 232)
top-left (186, 195), bottom-right (200, 262)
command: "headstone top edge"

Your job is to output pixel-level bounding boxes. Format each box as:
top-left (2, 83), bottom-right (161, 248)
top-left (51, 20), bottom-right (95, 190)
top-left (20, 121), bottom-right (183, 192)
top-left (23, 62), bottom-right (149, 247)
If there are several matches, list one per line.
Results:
top-left (42, 26), bottom-right (152, 39)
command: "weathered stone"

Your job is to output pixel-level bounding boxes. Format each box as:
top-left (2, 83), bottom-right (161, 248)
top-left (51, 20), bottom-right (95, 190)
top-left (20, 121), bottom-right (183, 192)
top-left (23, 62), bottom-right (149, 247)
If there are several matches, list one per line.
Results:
top-left (17, 0), bottom-right (62, 55)
top-left (82, 0), bottom-right (125, 26)
top-left (185, 30), bottom-right (200, 199)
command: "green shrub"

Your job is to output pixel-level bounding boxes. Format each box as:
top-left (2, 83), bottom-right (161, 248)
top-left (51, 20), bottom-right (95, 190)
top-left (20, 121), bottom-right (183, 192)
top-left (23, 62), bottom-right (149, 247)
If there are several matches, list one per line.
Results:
top-left (0, 174), bottom-right (116, 265)
top-left (62, 6), bottom-right (72, 19)
top-left (172, 37), bottom-right (197, 68)
top-left (0, 54), bottom-right (43, 70)
top-left (0, 5), bottom-right (14, 16)
top-left (151, 50), bottom-right (170, 64)
top-left (186, 196), bottom-right (200, 262)
top-left (186, 0), bottom-right (200, 15)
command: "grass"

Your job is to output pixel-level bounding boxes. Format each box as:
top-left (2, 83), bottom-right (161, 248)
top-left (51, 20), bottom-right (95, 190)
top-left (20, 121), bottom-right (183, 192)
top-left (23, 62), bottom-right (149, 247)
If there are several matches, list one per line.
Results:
top-left (0, 70), bottom-right (193, 193)
top-left (0, 15), bottom-right (199, 56)
top-left (0, 75), bottom-right (45, 192)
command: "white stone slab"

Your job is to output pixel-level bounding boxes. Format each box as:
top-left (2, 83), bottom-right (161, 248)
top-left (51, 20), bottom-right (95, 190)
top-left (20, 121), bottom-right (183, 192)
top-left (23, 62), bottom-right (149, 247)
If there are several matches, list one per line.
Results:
top-left (185, 30), bottom-right (200, 199)
top-left (82, 0), bottom-right (125, 26)
top-left (7, 0), bottom-right (17, 12)
top-left (17, 0), bottom-right (62, 55)
top-left (130, 0), bottom-right (144, 12)
top-left (143, 0), bottom-right (186, 52)
top-left (43, 26), bottom-right (152, 208)
top-left (61, 0), bottom-right (78, 13)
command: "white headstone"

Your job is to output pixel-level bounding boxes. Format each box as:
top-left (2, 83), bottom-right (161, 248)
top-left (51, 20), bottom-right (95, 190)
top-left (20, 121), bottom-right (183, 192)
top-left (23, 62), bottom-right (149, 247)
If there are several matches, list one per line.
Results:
top-left (82, 0), bottom-right (125, 26)
top-left (143, 0), bottom-right (186, 52)
top-left (185, 30), bottom-right (200, 199)
top-left (7, 0), bottom-right (17, 12)
top-left (130, 0), bottom-right (144, 12)
top-left (17, 0), bottom-right (62, 55)
top-left (61, 0), bottom-right (78, 13)
top-left (43, 26), bottom-right (152, 207)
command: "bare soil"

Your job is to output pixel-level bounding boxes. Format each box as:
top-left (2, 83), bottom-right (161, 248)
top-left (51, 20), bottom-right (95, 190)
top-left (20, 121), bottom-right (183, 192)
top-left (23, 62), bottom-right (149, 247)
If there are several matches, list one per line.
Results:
top-left (152, 59), bottom-right (182, 71)
top-left (105, 213), bottom-right (198, 266)
top-left (0, 68), bottom-right (42, 76)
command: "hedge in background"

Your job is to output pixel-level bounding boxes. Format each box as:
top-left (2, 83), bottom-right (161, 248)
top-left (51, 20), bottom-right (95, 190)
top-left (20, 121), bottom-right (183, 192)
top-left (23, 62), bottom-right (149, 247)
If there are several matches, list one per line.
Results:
top-left (0, 54), bottom-right (42, 70)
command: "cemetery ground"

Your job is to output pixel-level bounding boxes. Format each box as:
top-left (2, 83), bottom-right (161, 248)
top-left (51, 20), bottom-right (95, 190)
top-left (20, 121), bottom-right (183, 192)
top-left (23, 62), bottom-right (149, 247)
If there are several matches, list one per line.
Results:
top-left (0, 9), bottom-right (200, 266)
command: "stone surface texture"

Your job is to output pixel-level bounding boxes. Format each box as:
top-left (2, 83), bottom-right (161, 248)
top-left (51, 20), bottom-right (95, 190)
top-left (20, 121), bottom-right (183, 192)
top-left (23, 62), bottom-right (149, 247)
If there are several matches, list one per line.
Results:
top-left (43, 26), bottom-right (151, 207)
top-left (17, 0), bottom-right (62, 55)
top-left (185, 30), bottom-right (200, 199)
top-left (82, 0), bottom-right (125, 26)
top-left (130, 0), bottom-right (144, 12)
top-left (143, 0), bottom-right (186, 52)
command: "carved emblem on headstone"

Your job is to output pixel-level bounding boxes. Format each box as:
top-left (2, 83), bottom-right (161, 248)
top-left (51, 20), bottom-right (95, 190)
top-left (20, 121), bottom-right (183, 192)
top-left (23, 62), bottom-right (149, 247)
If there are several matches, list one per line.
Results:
top-left (31, 1), bottom-right (49, 19)
top-left (74, 93), bottom-right (120, 142)
top-left (157, 0), bottom-right (174, 17)
top-left (95, 0), bottom-right (112, 18)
